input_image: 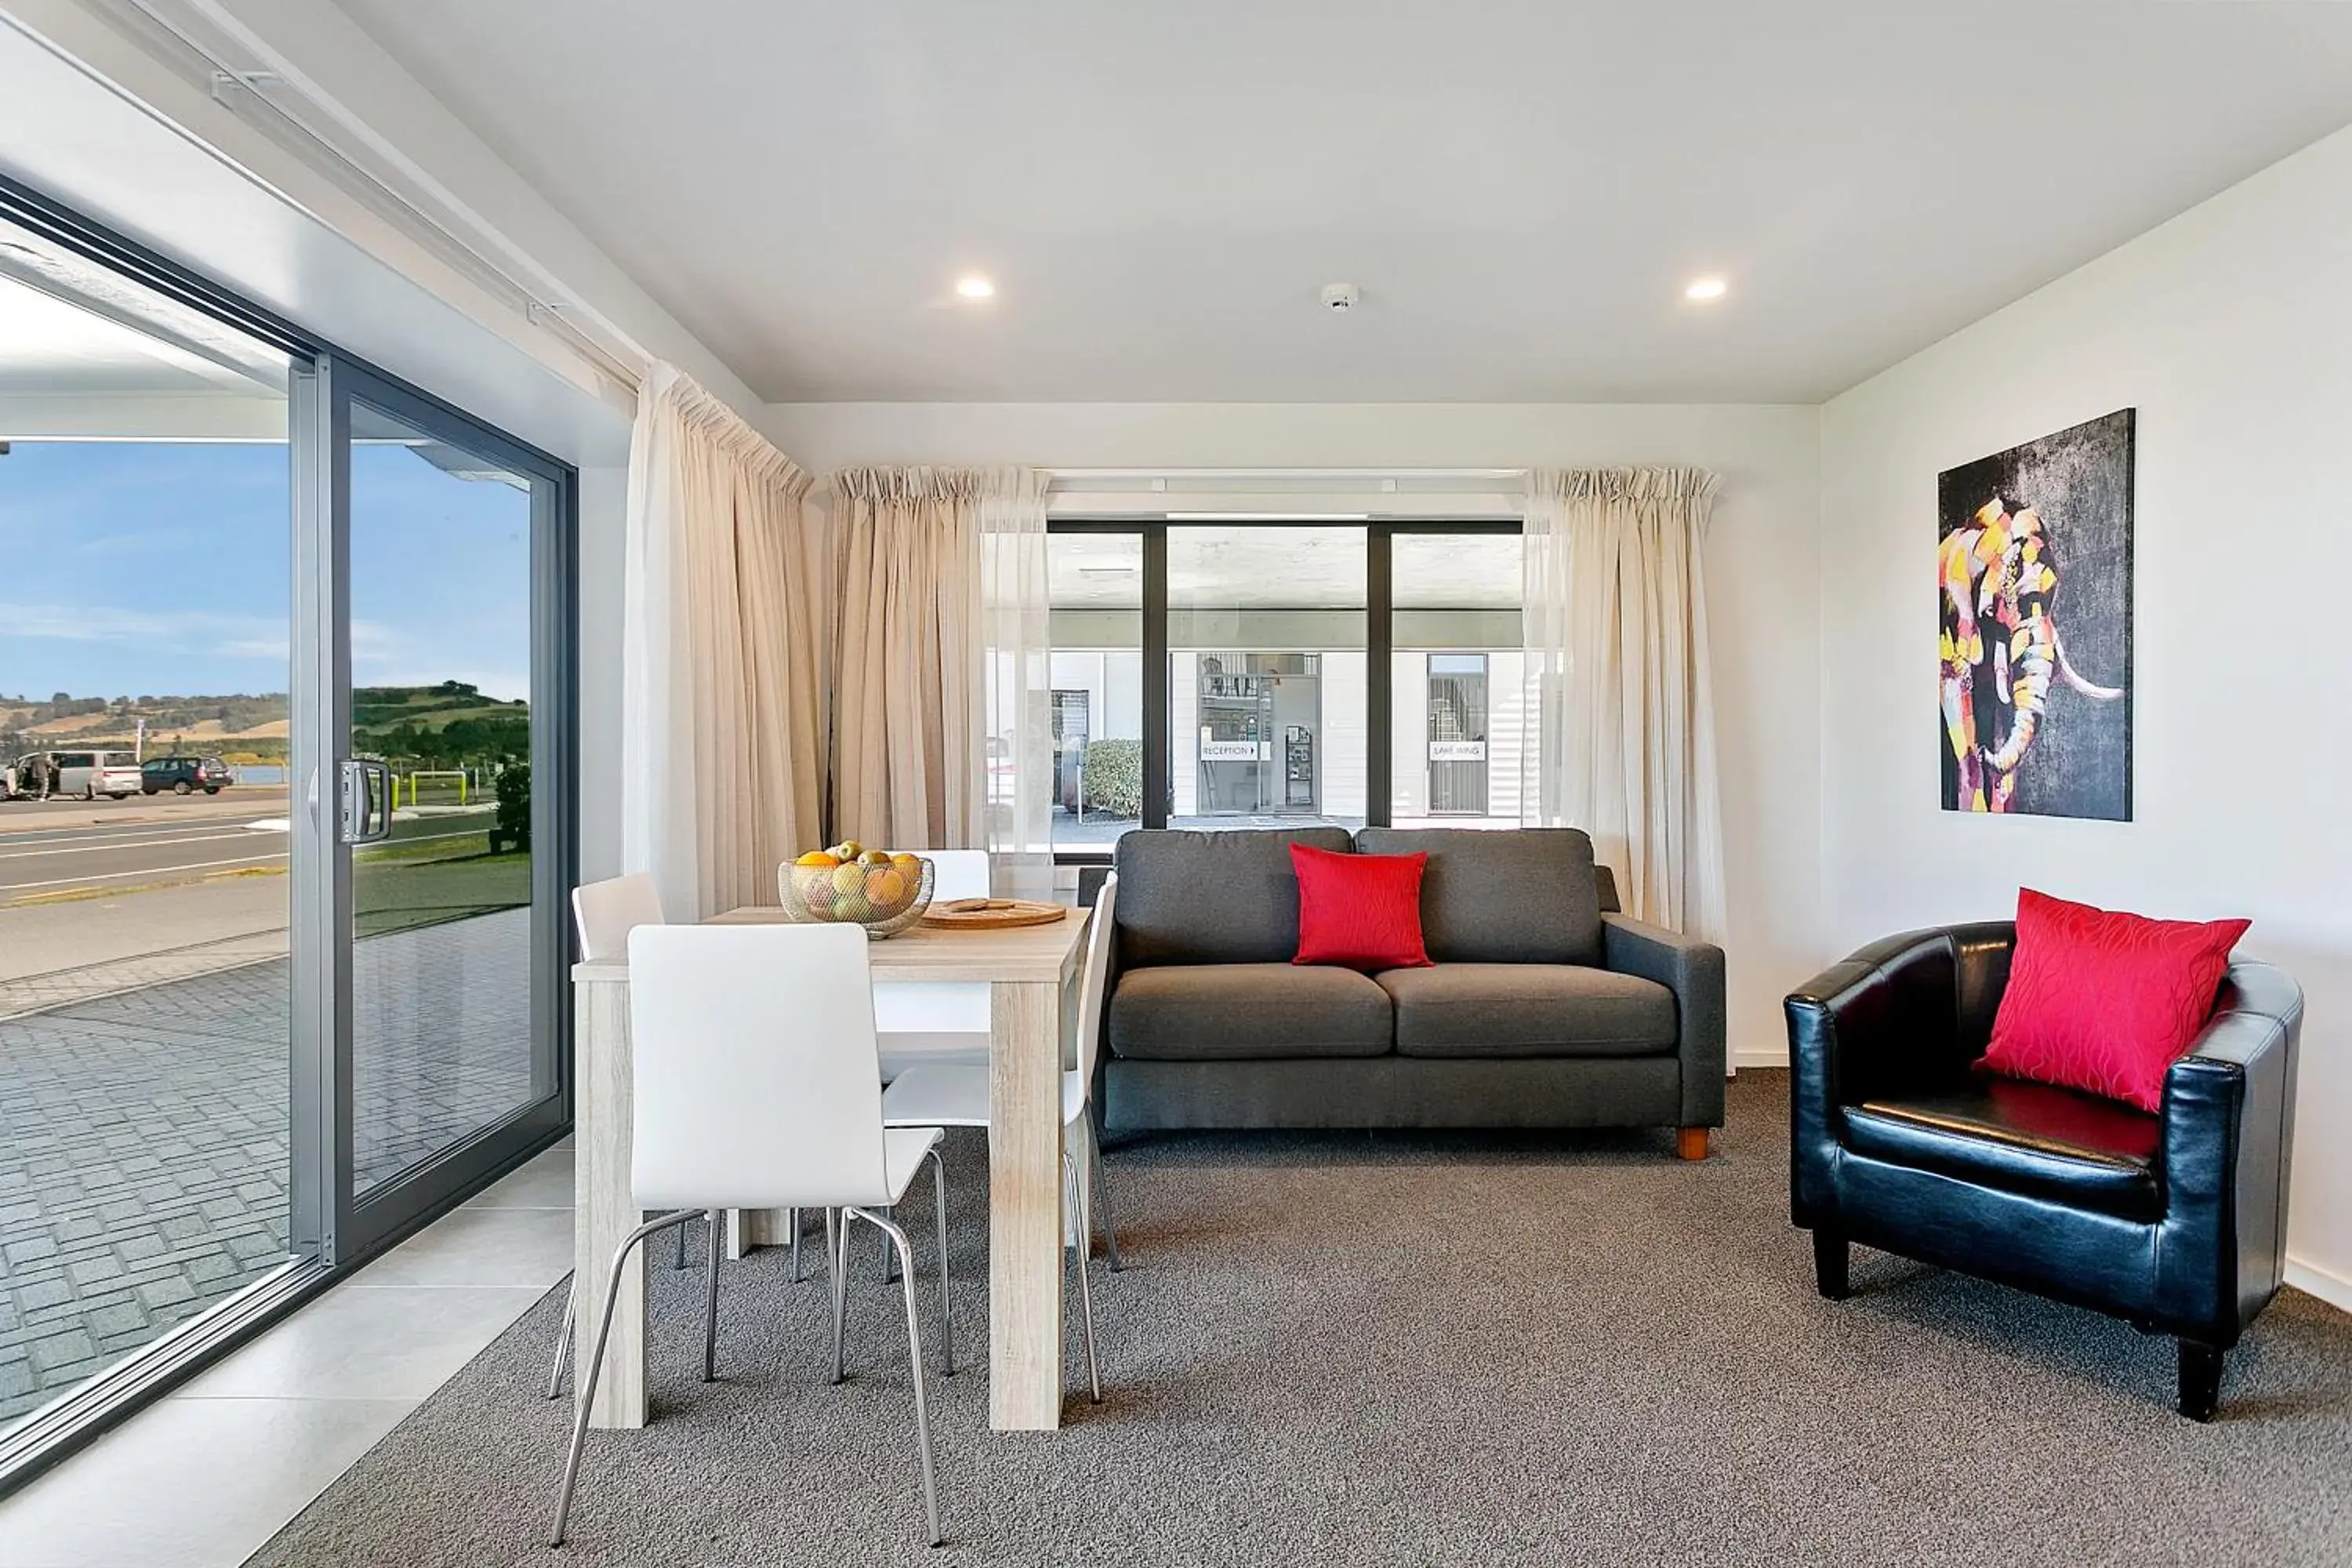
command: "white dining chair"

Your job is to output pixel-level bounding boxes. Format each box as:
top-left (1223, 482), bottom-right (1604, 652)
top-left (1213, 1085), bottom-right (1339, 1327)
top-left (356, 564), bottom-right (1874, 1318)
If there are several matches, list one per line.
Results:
top-left (878, 872), bottom-right (1123, 1402)
top-left (550, 922), bottom-right (954, 1548)
top-left (872, 848), bottom-right (992, 1081)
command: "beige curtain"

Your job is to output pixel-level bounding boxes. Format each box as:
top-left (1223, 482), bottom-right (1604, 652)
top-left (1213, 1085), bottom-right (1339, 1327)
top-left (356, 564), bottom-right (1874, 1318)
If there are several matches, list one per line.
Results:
top-left (622, 364), bottom-right (826, 917)
top-left (1522, 466), bottom-right (1727, 938)
top-left (830, 466), bottom-right (1051, 891)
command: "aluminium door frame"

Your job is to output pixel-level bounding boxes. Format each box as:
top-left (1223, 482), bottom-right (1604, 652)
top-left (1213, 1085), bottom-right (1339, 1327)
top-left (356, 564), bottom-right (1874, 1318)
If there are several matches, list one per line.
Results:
top-left (323, 358), bottom-right (577, 1263)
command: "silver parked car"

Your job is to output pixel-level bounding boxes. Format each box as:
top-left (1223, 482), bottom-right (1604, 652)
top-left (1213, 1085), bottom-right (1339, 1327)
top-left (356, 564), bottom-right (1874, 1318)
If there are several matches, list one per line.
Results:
top-left (53, 750), bottom-right (143, 800)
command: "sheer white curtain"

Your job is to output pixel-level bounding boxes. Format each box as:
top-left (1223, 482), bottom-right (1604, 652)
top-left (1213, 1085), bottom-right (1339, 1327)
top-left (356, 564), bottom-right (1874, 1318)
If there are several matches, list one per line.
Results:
top-left (832, 466), bottom-right (1051, 894)
top-left (1522, 466), bottom-right (1727, 938)
top-left (622, 363), bottom-right (827, 918)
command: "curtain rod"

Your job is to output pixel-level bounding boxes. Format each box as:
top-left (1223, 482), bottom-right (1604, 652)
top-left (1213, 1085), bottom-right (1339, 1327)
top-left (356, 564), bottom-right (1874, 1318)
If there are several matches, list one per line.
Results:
top-left (95, 0), bottom-right (652, 397)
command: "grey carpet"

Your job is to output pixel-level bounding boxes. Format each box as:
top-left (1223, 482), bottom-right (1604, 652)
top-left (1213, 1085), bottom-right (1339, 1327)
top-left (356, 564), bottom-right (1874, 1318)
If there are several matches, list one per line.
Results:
top-left (246, 1073), bottom-right (2352, 1567)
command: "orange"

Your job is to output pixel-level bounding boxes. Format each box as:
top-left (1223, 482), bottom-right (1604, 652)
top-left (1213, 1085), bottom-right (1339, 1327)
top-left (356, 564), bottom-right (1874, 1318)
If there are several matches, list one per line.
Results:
top-left (889, 852), bottom-right (921, 872)
top-left (868, 868), bottom-right (907, 906)
top-left (795, 850), bottom-right (840, 868)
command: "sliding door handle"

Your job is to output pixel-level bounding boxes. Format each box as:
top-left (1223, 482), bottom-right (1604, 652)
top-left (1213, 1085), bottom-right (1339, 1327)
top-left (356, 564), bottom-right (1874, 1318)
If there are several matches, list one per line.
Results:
top-left (339, 759), bottom-right (394, 844)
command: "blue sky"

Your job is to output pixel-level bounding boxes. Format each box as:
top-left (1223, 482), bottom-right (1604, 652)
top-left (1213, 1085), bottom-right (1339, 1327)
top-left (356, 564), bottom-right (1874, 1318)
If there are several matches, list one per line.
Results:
top-left (0, 438), bottom-right (532, 705)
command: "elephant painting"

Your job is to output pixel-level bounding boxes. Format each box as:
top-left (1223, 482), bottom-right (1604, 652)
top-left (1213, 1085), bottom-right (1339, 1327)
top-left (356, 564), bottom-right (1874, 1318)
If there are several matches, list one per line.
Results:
top-left (1937, 412), bottom-right (2134, 820)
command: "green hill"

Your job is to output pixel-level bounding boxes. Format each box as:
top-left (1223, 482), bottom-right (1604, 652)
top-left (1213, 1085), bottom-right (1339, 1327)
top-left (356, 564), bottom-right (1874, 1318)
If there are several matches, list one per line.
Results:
top-left (2, 681), bottom-right (528, 769)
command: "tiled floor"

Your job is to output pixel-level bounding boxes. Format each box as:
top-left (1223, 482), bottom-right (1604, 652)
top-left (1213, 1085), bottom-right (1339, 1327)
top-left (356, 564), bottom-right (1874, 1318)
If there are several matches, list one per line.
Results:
top-left (0, 1139), bottom-right (572, 1568)
top-left (0, 909), bottom-right (535, 1422)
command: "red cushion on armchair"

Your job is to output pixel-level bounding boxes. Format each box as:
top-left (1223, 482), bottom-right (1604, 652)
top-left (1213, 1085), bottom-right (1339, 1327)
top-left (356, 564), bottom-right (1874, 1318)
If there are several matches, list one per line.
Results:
top-left (1290, 844), bottom-right (1432, 971)
top-left (1980, 887), bottom-right (2250, 1112)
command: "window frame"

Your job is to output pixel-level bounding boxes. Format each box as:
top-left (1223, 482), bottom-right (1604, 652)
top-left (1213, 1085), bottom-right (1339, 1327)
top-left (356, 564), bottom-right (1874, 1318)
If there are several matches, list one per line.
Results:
top-left (1046, 517), bottom-right (1523, 863)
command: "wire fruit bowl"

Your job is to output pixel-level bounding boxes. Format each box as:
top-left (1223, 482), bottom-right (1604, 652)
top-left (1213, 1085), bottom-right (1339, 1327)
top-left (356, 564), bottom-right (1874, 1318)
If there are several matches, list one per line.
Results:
top-left (779, 852), bottom-right (935, 939)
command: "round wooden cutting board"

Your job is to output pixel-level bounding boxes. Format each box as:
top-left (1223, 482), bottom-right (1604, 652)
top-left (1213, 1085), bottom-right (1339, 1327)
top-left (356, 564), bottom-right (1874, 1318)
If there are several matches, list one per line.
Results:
top-left (920, 898), bottom-right (1071, 931)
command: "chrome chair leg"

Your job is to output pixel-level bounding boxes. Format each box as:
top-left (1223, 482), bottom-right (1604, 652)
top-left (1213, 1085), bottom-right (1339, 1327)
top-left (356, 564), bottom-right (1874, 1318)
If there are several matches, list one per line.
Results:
top-left (789, 1206), bottom-right (804, 1283)
top-left (925, 1147), bottom-right (955, 1377)
top-left (549, 1209), bottom-right (695, 1548)
top-left (1062, 1153), bottom-right (1102, 1403)
top-left (829, 1207), bottom-right (849, 1385)
top-left (546, 1279), bottom-right (576, 1399)
top-left (702, 1207), bottom-right (724, 1382)
top-left (844, 1207), bottom-right (944, 1548)
top-left (675, 1217), bottom-right (688, 1270)
top-left (1088, 1120), bottom-right (1124, 1272)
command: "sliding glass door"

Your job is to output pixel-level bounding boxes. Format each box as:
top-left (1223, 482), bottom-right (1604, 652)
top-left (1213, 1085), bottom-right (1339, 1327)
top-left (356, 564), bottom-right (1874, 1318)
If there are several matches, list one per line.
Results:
top-left (0, 175), bottom-right (572, 1484)
top-left (320, 367), bottom-right (570, 1259)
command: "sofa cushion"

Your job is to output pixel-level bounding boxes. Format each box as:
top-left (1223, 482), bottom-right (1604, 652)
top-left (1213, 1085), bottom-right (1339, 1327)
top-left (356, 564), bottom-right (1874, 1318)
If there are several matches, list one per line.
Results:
top-left (1353, 827), bottom-right (1603, 965)
top-left (1376, 964), bottom-right (1677, 1058)
top-left (1114, 828), bottom-right (1354, 967)
top-left (1981, 887), bottom-right (2249, 1112)
top-left (1842, 1073), bottom-right (2161, 1220)
top-left (1292, 843), bottom-right (1431, 971)
top-left (1108, 963), bottom-right (1393, 1061)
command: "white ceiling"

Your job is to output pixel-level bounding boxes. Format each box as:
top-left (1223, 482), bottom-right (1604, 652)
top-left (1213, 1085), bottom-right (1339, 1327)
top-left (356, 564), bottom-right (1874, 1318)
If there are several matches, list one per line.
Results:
top-left (332, 1), bottom-right (2352, 404)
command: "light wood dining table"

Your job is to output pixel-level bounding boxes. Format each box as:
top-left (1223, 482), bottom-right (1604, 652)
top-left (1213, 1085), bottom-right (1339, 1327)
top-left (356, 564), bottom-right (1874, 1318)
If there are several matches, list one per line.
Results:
top-left (569, 902), bottom-right (1091, 1432)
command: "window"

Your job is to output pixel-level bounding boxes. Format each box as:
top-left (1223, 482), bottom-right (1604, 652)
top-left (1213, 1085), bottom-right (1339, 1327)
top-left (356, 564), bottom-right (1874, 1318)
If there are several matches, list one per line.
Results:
top-left (1169, 525), bottom-right (1367, 831)
top-left (1046, 519), bottom-right (1521, 855)
top-left (1390, 531), bottom-right (1523, 828)
top-left (1047, 531), bottom-right (1145, 851)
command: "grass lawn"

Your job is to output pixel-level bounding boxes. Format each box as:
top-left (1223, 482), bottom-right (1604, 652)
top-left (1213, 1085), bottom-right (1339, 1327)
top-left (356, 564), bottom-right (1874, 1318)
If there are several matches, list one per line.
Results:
top-left (354, 833), bottom-right (530, 938)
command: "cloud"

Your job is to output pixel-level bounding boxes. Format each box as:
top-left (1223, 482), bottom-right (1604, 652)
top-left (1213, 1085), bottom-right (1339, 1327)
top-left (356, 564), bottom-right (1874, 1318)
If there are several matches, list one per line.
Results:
top-left (0, 601), bottom-right (290, 661)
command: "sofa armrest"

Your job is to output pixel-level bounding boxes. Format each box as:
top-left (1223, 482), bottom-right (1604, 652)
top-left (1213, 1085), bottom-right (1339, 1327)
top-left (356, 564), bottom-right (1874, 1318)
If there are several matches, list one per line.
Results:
top-left (1782, 927), bottom-right (1998, 1225)
top-left (1602, 913), bottom-right (1726, 1127)
top-left (2156, 961), bottom-right (2303, 1343)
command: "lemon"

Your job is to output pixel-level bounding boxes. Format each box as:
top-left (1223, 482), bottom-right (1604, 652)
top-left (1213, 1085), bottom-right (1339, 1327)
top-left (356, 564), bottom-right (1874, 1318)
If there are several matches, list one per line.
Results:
top-left (795, 850), bottom-right (840, 869)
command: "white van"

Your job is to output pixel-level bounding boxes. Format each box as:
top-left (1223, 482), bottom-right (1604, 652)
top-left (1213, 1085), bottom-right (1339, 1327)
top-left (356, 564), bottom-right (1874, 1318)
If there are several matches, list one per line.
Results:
top-left (53, 750), bottom-right (143, 800)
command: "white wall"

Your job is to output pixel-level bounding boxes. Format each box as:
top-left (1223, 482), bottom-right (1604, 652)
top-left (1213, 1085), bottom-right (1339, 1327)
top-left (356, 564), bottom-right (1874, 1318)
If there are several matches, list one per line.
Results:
top-left (769, 401), bottom-right (1824, 1065)
top-left (1820, 125), bottom-right (2352, 1300)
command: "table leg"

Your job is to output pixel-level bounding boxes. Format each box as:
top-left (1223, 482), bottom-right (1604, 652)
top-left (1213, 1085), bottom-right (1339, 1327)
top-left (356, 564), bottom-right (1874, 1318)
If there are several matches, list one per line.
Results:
top-left (989, 977), bottom-right (1065, 1429)
top-left (576, 975), bottom-right (646, 1429)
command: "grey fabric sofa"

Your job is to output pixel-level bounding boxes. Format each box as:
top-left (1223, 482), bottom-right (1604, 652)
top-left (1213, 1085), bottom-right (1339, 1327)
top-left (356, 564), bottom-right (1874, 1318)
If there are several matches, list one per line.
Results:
top-left (1101, 826), bottom-right (1726, 1151)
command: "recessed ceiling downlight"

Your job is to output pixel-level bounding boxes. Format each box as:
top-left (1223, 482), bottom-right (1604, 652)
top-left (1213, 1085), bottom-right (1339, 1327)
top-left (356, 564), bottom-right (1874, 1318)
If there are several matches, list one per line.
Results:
top-left (1685, 277), bottom-right (1728, 302)
top-left (955, 275), bottom-right (996, 300)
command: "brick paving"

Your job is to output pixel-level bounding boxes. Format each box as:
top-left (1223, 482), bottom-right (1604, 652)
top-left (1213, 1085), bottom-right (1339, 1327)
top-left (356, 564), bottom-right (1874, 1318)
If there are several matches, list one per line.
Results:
top-left (0, 909), bottom-right (533, 1425)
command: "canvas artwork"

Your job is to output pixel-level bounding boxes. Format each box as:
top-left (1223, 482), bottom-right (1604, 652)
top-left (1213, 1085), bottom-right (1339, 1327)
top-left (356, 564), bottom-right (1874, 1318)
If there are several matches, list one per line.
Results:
top-left (1937, 409), bottom-right (2134, 819)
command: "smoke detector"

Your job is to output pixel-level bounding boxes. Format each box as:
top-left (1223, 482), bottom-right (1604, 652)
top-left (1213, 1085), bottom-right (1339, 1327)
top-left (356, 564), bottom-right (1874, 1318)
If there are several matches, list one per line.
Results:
top-left (1319, 281), bottom-right (1361, 313)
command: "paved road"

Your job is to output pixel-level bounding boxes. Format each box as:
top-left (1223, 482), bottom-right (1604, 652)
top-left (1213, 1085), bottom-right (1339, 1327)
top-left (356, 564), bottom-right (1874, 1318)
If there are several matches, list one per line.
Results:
top-left (0, 799), bottom-right (494, 909)
top-left (0, 789), bottom-right (289, 837)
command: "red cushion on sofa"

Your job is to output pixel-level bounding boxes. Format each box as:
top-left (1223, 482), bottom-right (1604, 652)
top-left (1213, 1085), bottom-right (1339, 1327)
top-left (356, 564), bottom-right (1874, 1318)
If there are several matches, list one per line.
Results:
top-left (1290, 844), bottom-right (1432, 971)
top-left (1980, 887), bottom-right (2250, 1112)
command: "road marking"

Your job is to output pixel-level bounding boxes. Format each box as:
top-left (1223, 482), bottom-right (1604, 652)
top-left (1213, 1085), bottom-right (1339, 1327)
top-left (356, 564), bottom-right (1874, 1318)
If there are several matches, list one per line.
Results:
top-left (0, 818), bottom-right (276, 848)
top-left (0, 826), bottom-right (495, 896)
top-left (0, 829), bottom-right (279, 862)
top-left (0, 851), bottom-right (289, 891)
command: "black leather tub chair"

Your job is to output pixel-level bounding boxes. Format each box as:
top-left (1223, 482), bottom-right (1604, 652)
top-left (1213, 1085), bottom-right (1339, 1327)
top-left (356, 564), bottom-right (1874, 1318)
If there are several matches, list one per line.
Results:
top-left (1786, 923), bottom-right (2302, 1420)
